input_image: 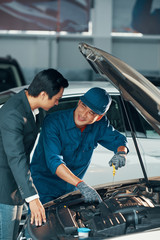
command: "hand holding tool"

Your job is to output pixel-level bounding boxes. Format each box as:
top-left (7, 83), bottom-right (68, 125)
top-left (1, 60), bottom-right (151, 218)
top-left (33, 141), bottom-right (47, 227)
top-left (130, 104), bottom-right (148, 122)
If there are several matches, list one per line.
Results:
top-left (112, 163), bottom-right (116, 183)
top-left (109, 152), bottom-right (126, 170)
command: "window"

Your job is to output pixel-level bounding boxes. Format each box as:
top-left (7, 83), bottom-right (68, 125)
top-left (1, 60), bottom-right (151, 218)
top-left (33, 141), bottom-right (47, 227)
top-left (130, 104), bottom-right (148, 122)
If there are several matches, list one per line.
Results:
top-left (47, 96), bottom-right (79, 114)
top-left (0, 0), bottom-right (90, 33)
top-left (106, 96), bottom-right (125, 133)
top-left (0, 68), bottom-right (17, 92)
top-left (113, 0), bottom-right (160, 35)
top-left (124, 101), bottom-right (160, 139)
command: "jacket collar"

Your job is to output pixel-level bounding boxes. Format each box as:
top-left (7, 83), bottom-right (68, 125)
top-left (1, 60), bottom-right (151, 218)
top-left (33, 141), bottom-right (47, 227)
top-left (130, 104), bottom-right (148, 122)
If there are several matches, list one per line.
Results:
top-left (20, 89), bottom-right (32, 116)
top-left (20, 89), bottom-right (39, 127)
top-left (19, 90), bottom-right (43, 131)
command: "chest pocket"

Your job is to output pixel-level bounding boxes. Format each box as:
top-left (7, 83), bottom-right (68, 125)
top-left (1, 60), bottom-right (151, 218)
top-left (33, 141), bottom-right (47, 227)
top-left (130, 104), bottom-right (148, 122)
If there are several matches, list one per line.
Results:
top-left (62, 142), bottom-right (95, 154)
top-left (81, 143), bottom-right (97, 153)
top-left (62, 142), bottom-right (95, 168)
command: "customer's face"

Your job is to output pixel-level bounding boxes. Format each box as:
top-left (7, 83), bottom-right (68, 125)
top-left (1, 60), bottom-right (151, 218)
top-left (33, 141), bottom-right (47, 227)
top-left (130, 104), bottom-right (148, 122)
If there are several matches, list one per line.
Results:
top-left (41, 87), bottom-right (64, 111)
top-left (74, 100), bottom-right (101, 128)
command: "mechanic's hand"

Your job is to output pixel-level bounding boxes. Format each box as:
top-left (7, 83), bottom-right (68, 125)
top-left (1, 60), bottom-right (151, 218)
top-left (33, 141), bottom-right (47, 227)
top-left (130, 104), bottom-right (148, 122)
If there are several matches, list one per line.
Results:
top-left (77, 181), bottom-right (102, 203)
top-left (109, 152), bottom-right (126, 170)
top-left (29, 198), bottom-right (46, 226)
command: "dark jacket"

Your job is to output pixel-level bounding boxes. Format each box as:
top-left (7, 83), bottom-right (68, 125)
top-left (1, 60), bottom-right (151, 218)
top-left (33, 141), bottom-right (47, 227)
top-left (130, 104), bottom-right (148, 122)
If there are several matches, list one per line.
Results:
top-left (0, 89), bottom-right (43, 205)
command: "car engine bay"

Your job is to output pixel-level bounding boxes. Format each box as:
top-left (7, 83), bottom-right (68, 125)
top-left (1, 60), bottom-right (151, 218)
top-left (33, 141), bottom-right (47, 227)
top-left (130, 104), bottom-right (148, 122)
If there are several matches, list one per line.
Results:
top-left (26, 180), bottom-right (160, 240)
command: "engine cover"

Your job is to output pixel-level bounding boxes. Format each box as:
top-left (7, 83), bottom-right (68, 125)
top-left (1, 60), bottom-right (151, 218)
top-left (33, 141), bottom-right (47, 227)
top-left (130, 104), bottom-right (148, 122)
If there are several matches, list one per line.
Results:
top-left (27, 193), bottom-right (160, 239)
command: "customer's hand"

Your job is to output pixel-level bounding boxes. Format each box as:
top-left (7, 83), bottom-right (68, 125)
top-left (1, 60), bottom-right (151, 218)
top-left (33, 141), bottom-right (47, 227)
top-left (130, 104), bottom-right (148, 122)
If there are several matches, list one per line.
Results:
top-left (109, 152), bottom-right (126, 170)
top-left (77, 181), bottom-right (102, 203)
top-left (29, 198), bottom-right (46, 226)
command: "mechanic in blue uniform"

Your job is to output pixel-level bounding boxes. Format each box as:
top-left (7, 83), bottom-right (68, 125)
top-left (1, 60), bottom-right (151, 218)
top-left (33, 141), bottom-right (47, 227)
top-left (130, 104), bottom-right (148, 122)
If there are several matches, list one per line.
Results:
top-left (31, 87), bottom-right (129, 204)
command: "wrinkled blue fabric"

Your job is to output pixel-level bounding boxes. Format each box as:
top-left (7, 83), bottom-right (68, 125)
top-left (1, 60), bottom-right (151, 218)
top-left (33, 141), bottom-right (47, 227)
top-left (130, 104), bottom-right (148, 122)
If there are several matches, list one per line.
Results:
top-left (31, 108), bottom-right (128, 204)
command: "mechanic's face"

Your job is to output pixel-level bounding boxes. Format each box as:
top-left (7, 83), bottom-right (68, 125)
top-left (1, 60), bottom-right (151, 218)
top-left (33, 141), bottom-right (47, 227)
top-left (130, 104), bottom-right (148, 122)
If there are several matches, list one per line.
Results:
top-left (40, 87), bottom-right (64, 111)
top-left (74, 100), bottom-right (102, 128)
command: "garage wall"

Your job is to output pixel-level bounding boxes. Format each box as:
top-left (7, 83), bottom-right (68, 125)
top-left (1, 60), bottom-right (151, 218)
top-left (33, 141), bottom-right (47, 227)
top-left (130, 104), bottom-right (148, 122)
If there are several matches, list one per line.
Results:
top-left (0, 0), bottom-right (160, 84)
top-left (112, 36), bottom-right (160, 74)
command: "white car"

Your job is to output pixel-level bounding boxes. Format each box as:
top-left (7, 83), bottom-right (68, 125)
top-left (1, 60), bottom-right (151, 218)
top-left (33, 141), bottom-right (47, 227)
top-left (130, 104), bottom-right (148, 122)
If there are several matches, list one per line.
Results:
top-left (36, 80), bottom-right (160, 187)
top-left (2, 80), bottom-right (159, 189)
top-left (15, 42), bottom-right (160, 240)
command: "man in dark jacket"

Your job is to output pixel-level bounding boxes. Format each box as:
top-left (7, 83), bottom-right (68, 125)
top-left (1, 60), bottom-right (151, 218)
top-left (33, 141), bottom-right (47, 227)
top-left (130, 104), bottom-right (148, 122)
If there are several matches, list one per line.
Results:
top-left (0, 68), bottom-right (68, 240)
top-left (31, 87), bottom-right (129, 205)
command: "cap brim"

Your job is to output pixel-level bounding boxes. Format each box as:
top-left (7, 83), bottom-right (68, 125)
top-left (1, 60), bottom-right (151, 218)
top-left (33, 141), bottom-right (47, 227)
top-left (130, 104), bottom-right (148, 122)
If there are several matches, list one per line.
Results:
top-left (80, 96), bottom-right (104, 115)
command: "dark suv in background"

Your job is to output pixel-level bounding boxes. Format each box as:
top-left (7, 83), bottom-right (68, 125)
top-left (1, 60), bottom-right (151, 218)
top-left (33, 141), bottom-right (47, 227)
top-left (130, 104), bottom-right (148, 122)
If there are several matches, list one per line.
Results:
top-left (0, 55), bottom-right (26, 92)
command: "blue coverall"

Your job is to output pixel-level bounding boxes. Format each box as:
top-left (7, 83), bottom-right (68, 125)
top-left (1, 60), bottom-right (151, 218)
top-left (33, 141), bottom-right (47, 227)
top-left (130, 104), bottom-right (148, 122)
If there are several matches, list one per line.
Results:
top-left (31, 108), bottom-right (128, 204)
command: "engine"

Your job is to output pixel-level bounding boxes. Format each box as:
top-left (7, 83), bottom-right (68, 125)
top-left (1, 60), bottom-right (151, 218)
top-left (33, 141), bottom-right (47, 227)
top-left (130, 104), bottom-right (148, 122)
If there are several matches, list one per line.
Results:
top-left (27, 183), bottom-right (160, 239)
top-left (56, 193), bottom-right (160, 238)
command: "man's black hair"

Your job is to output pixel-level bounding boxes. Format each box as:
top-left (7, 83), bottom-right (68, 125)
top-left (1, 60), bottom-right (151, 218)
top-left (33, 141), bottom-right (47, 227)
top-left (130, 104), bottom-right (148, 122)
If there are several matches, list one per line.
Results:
top-left (28, 68), bottom-right (69, 99)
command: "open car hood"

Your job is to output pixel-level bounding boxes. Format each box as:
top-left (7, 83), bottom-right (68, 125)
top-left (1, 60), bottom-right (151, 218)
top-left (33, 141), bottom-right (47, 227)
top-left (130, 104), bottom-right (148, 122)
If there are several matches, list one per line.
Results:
top-left (79, 42), bottom-right (160, 135)
top-left (26, 43), bottom-right (160, 240)
top-left (25, 43), bottom-right (160, 240)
